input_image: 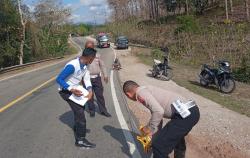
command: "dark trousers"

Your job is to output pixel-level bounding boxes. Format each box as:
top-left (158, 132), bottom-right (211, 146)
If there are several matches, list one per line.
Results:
top-left (152, 106), bottom-right (200, 158)
top-left (59, 90), bottom-right (86, 141)
top-left (88, 76), bottom-right (107, 113)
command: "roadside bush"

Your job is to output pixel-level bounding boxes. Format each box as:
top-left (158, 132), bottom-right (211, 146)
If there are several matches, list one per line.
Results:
top-left (175, 15), bottom-right (201, 34)
top-left (151, 49), bottom-right (163, 60)
top-left (233, 57), bottom-right (250, 84)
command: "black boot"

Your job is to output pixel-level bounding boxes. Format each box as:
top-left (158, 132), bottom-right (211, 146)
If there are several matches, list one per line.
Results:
top-left (75, 138), bottom-right (96, 148)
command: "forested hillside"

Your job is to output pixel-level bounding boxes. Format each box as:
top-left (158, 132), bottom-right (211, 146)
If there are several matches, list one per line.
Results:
top-left (0, 0), bottom-right (91, 68)
top-left (96, 0), bottom-right (250, 83)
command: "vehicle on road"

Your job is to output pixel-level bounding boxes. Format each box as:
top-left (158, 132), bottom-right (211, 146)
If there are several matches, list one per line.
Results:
top-left (115, 36), bottom-right (129, 49)
top-left (199, 60), bottom-right (235, 93)
top-left (96, 33), bottom-right (110, 48)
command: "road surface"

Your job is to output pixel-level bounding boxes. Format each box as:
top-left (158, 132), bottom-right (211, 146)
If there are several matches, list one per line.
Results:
top-left (0, 37), bottom-right (145, 158)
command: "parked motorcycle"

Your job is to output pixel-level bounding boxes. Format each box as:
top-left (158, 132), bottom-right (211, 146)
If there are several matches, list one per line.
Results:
top-left (149, 47), bottom-right (173, 81)
top-left (199, 60), bottom-right (235, 93)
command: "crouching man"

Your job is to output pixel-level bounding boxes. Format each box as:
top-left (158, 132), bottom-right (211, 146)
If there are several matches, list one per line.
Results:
top-left (123, 81), bottom-right (200, 158)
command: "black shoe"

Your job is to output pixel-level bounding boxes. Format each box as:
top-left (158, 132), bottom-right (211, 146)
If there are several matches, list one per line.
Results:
top-left (90, 111), bottom-right (95, 117)
top-left (75, 138), bottom-right (96, 148)
top-left (101, 111), bottom-right (111, 117)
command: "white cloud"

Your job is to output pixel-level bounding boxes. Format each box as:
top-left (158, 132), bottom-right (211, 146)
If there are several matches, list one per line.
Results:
top-left (90, 6), bottom-right (98, 11)
top-left (69, 14), bottom-right (81, 21)
top-left (65, 3), bottom-right (73, 8)
top-left (68, 0), bottom-right (111, 24)
top-left (80, 0), bottom-right (107, 6)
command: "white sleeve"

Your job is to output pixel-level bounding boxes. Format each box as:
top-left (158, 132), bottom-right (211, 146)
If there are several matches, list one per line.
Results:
top-left (83, 70), bottom-right (92, 90)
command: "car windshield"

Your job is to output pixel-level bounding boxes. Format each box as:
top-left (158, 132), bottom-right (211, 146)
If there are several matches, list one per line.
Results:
top-left (118, 38), bottom-right (128, 42)
top-left (100, 35), bottom-right (108, 40)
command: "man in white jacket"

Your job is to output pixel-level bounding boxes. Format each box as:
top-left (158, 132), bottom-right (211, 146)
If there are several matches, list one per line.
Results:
top-left (56, 47), bottom-right (96, 148)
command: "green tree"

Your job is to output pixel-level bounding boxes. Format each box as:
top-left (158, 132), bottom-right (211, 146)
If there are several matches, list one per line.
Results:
top-left (0, 0), bottom-right (20, 68)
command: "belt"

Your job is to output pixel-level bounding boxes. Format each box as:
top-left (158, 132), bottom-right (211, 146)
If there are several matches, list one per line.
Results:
top-left (90, 75), bottom-right (100, 79)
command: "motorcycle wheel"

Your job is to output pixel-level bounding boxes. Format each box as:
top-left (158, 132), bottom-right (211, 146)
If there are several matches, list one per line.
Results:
top-left (200, 73), bottom-right (209, 87)
top-left (220, 78), bottom-right (235, 93)
top-left (151, 65), bottom-right (158, 77)
top-left (159, 69), bottom-right (173, 81)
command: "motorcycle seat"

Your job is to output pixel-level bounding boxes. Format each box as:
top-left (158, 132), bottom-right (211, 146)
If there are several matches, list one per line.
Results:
top-left (154, 59), bottom-right (161, 65)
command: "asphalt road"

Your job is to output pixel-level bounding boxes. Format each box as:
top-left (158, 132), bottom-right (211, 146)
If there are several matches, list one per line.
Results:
top-left (0, 37), bottom-right (146, 158)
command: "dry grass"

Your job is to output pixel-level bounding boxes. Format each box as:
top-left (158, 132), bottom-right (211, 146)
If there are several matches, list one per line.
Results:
top-left (96, 17), bottom-right (250, 69)
top-left (132, 46), bottom-right (250, 117)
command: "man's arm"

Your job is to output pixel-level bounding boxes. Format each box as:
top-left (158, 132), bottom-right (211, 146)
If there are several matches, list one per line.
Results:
top-left (83, 70), bottom-right (92, 90)
top-left (139, 91), bottom-right (164, 134)
top-left (83, 70), bottom-right (93, 100)
top-left (56, 65), bottom-right (75, 91)
top-left (98, 57), bottom-right (108, 83)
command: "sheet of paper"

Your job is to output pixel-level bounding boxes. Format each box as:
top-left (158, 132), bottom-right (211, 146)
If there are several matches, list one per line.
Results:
top-left (69, 85), bottom-right (89, 106)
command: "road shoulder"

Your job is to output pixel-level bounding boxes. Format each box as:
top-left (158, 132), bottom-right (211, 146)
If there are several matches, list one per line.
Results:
top-left (117, 52), bottom-right (250, 158)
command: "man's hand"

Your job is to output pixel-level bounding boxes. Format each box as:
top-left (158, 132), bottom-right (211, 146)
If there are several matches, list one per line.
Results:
top-left (85, 90), bottom-right (93, 101)
top-left (104, 76), bottom-right (108, 84)
top-left (70, 89), bottom-right (83, 97)
top-left (141, 126), bottom-right (152, 137)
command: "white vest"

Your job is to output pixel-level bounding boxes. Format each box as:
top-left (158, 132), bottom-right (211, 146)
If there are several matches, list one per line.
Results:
top-left (65, 58), bottom-right (88, 89)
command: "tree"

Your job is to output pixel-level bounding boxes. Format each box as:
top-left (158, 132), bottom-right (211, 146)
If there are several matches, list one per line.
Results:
top-left (193, 0), bottom-right (208, 15)
top-left (229, 0), bottom-right (233, 13)
top-left (225, 0), bottom-right (229, 20)
top-left (33, 0), bottom-right (71, 56)
top-left (17, 0), bottom-right (27, 65)
top-left (186, 0), bottom-right (189, 15)
top-left (0, 0), bottom-right (20, 67)
top-left (246, 0), bottom-right (249, 21)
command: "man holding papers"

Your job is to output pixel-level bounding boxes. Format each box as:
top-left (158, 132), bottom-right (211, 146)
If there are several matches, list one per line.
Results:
top-left (56, 46), bottom-right (97, 148)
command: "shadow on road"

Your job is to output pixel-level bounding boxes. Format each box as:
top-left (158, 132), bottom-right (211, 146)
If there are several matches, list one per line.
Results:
top-left (59, 111), bottom-right (74, 129)
top-left (103, 125), bottom-right (152, 158)
top-left (59, 111), bottom-right (90, 133)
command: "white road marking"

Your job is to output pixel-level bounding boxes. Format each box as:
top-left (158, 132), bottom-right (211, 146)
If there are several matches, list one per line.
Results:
top-left (110, 44), bottom-right (141, 158)
top-left (110, 70), bottom-right (141, 158)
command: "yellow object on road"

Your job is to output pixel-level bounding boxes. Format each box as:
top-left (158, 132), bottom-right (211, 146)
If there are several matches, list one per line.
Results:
top-left (136, 126), bottom-right (152, 153)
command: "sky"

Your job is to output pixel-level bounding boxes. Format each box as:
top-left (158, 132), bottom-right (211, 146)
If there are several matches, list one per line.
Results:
top-left (23, 0), bottom-right (111, 24)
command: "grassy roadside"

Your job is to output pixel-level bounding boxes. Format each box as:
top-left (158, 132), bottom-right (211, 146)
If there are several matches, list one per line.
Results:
top-left (67, 41), bottom-right (79, 55)
top-left (134, 49), bottom-right (250, 117)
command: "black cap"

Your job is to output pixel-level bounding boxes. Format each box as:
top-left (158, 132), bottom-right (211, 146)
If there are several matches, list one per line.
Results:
top-left (82, 48), bottom-right (97, 57)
